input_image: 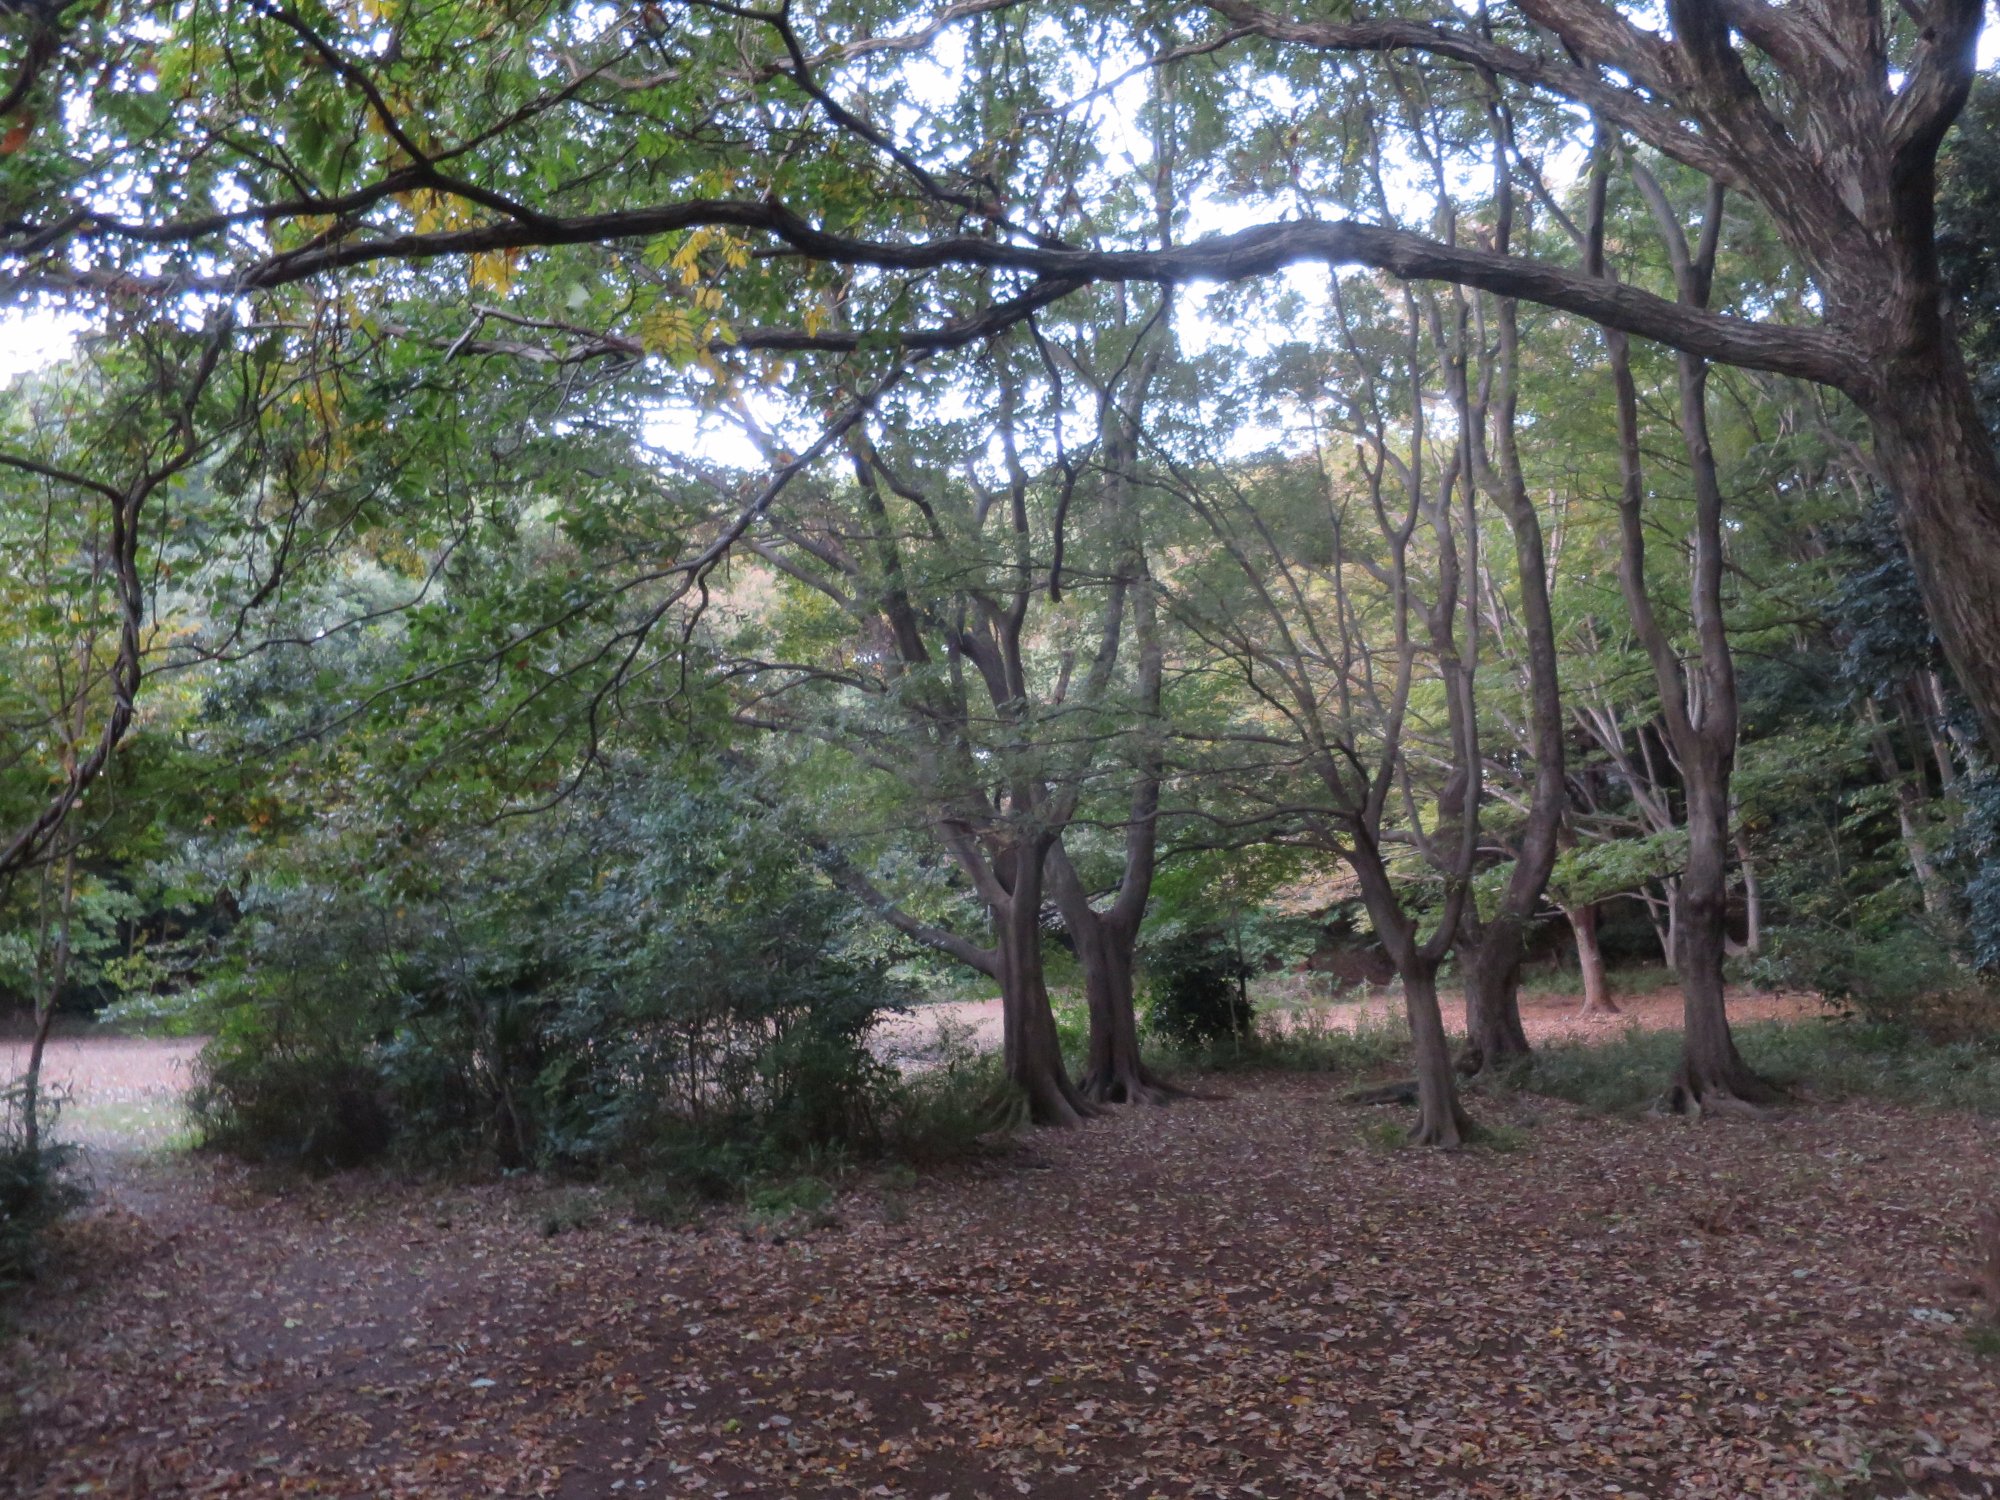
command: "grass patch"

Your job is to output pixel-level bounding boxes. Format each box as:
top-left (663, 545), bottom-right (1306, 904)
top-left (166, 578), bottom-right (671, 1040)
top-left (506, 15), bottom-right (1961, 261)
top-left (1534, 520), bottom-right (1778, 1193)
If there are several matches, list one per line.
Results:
top-left (1164, 1008), bottom-right (1412, 1078)
top-left (1357, 1119), bottom-right (1407, 1152)
top-left (1496, 1018), bottom-right (2000, 1116)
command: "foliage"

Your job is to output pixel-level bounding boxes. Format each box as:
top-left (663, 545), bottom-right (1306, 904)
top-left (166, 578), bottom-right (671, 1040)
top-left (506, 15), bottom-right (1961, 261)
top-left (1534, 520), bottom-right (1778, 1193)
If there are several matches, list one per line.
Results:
top-left (0, 1081), bottom-right (82, 1289)
top-left (184, 769), bottom-right (924, 1188)
top-left (1746, 921), bottom-right (2000, 1039)
top-left (1142, 928), bottom-right (1254, 1049)
top-left (1502, 1020), bottom-right (2000, 1118)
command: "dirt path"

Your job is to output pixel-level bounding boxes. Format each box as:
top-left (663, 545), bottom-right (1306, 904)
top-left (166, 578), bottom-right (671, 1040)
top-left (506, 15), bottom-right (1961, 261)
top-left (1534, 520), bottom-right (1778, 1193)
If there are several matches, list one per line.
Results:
top-left (6, 1076), bottom-right (1998, 1497)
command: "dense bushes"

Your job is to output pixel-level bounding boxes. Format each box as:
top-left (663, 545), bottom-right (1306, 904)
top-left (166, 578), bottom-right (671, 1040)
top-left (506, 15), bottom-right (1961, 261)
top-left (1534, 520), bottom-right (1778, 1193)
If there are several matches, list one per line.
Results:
top-left (1143, 929), bottom-right (1254, 1048)
top-left (181, 772), bottom-right (973, 1189)
top-left (1747, 920), bottom-right (2000, 1041)
top-left (0, 1083), bottom-right (81, 1287)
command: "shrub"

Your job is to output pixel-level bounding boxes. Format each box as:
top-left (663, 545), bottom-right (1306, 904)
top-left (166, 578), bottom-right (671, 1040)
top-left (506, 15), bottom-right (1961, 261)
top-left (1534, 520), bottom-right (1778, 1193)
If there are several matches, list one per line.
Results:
top-left (184, 771), bottom-right (926, 1184)
top-left (0, 1083), bottom-right (83, 1288)
top-left (1143, 929), bottom-right (1254, 1048)
top-left (1499, 1018), bottom-right (2000, 1116)
top-left (1747, 921), bottom-right (2000, 1041)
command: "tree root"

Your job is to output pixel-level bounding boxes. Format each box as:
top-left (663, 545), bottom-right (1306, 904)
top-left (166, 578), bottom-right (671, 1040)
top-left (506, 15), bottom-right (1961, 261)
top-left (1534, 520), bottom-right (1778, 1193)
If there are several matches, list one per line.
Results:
top-left (1077, 1066), bottom-right (1185, 1107)
top-left (1342, 1080), bottom-right (1419, 1107)
top-left (1654, 1072), bottom-right (1788, 1121)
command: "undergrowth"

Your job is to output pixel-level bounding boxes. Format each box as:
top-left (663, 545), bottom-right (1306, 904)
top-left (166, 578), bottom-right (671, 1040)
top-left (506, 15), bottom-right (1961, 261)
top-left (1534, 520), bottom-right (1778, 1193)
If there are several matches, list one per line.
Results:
top-left (1491, 1019), bottom-right (2000, 1116)
top-left (1161, 1007), bottom-right (1412, 1078)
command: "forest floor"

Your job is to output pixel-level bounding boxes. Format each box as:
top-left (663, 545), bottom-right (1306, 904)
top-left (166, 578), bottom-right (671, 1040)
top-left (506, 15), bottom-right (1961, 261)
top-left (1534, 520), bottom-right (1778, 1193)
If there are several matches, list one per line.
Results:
top-left (6, 1013), bottom-right (2000, 1497)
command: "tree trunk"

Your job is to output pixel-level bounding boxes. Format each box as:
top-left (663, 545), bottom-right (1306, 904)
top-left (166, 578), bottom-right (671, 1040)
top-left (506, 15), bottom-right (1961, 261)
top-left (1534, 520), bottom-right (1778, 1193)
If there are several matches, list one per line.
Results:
top-left (1403, 964), bottom-right (1472, 1148)
top-left (1734, 831), bottom-right (1763, 956)
top-left (1458, 917), bottom-right (1533, 1075)
top-left (1567, 903), bottom-right (1617, 1015)
top-left (1353, 849), bottom-right (1472, 1147)
top-left (996, 840), bottom-right (1094, 1127)
top-left (1864, 349), bottom-right (2000, 763)
top-left (20, 843), bottom-right (78, 1158)
top-left (1665, 773), bottom-right (1779, 1112)
top-left (1067, 921), bottom-right (1175, 1105)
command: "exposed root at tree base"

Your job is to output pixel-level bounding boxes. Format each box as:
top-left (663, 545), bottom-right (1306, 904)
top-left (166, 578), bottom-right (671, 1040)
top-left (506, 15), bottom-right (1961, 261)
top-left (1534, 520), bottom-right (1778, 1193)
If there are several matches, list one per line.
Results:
top-left (1342, 1080), bottom-right (1419, 1107)
top-left (1406, 1106), bottom-right (1474, 1150)
top-left (1077, 1067), bottom-right (1184, 1107)
top-left (1656, 1069), bottom-right (1788, 1121)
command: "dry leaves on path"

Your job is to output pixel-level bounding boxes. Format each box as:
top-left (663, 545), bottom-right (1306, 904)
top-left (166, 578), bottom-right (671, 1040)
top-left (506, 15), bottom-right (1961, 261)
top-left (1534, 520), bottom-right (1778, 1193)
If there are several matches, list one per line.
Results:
top-left (5, 1077), bottom-right (1999, 1498)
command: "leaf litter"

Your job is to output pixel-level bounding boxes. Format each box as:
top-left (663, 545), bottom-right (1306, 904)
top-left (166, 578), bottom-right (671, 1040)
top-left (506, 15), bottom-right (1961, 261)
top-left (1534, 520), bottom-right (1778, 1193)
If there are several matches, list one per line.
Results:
top-left (5, 1076), bottom-right (1999, 1497)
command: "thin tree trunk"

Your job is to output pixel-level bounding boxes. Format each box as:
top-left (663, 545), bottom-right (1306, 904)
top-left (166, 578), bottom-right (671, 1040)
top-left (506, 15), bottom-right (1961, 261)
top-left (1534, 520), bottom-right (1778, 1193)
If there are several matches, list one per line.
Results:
top-left (1865, 703), bottom-right (1951, 917)
top-left (21, 842), bottom-right (78, 1158)
top-left (1567, 903), bottom-right (1617, 1015)
top-left (1735, 831), bottom-right (1763, 956)
top-left (1605, 165), bottom-right (1775, 1112)
top-left (1354, 847), bottom-right (1471, 1148)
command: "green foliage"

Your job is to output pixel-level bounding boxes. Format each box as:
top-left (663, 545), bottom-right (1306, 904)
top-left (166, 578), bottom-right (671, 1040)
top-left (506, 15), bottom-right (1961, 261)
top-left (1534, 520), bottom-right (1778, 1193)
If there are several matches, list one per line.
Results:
top-left (0, 1083), bottom-right (83, 1289)
top-left (185, 769), bottom-right (922, 1184)
top-left (1143, 929), bottom-right (1254, 1049)
top-left (1164, 1006), bottom-right (1412, 1078)
top-left (1747, 921), bottom-right (2000, 1039)
top-left (1504, 1021), bottom-right (2000, 1117)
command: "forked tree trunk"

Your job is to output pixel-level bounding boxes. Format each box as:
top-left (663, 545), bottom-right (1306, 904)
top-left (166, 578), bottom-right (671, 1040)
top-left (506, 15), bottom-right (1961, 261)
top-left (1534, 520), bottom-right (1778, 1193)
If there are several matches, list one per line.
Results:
top-left (995, 839), bottom-right (1094, 1127)
top-left (1049, 840), bottom-right (1176, 1106)
top-left (1597, 167), bottom-right (1776, 1115)
top-left (1567, 903), bottom-right (1617, 1016)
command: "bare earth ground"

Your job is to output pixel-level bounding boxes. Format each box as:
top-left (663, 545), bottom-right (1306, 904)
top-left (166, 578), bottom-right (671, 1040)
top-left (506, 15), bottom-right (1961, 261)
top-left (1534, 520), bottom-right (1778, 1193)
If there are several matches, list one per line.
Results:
top-left (0, 1032), bottom-right (202, 1153)
top-left (5, 1005), bottom-right (2000, 1497)
top-left (874, 982), bottom-right (1831, 1061)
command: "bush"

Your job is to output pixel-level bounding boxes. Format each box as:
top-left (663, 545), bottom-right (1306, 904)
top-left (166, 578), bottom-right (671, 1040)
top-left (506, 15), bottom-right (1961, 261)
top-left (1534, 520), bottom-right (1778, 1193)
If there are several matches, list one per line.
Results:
top-left (1158, 1004), bottom-right (1412, 1078)
top-left (0, 1083), bottom-right (83, 1288)
top-left (184, 771), bottom-right (930, 1185)
top-left (1144, 929), bottom-right (1254, 1048)
top-left (1747, 921), bottom-right (2000, 1040)
top-left (187, 1042), bottom-right (392, 1171)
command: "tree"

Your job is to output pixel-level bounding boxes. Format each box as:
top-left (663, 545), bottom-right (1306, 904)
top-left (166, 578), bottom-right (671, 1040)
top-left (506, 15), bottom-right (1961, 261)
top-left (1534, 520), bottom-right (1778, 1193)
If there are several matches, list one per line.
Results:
top-left (8, 0), bottom-right (2000, 890)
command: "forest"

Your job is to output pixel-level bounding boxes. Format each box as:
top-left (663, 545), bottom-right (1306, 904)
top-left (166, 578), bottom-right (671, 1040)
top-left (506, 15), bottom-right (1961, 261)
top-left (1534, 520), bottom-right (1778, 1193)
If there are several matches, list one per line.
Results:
top-left (3, 0), bottom-right (2000, 1493)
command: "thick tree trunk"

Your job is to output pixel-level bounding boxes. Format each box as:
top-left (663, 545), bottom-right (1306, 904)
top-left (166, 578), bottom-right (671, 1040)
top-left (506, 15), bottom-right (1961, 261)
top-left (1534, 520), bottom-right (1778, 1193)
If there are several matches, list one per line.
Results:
top-left (1458, 917), bottom-right (1533, 1076)
top-left (996, 841), bottom-right (1094, 1127)
top-left (1665, 775), bottom-right (1780, 1112)
top-left (1403, 965), bottom-right (1473, 1148)
top-left (1865, 350), bottom-right (2000, 762)
top-left (1067, 924), bottom-right (1175, 1105)
top-left (1567, 903), bottom-right (1617, 1015)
